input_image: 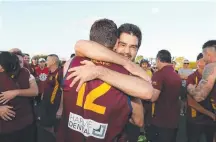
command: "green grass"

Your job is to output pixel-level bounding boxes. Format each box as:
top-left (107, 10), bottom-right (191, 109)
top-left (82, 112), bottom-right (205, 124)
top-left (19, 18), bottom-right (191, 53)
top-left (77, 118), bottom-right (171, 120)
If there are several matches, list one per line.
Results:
top-left (137, 135), bottom-right (147, 142)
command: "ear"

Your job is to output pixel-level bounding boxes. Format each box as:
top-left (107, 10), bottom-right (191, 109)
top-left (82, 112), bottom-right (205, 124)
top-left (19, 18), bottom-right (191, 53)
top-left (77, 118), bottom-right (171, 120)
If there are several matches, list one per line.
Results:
top-left (113, 39), bottom-right (119, 51)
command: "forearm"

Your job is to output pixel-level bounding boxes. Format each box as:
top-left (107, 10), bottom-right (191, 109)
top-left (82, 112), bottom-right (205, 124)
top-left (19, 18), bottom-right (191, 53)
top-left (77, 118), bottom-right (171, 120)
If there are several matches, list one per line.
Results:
top-left (188, 80), bottom-right (211, 102)
top-left (187, 95), bottom-right (211, 116)
top-left (75, 40), bottom-right (128, 66)
top-left (58, 93), bottom-right (63, 110)
top-left (130, 98), bottom-right (144, 127)
top-left (17, 88), bottom-right (38, 97)
top-left (97, 66), bottom-right (153, 100)
top-left (17, 80), bottom-right (38, 97)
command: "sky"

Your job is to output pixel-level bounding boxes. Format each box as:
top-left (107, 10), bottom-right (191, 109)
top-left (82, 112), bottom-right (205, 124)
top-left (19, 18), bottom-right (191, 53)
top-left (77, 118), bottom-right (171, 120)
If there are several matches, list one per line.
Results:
top-left (0, 1), bottom-right (216, 60)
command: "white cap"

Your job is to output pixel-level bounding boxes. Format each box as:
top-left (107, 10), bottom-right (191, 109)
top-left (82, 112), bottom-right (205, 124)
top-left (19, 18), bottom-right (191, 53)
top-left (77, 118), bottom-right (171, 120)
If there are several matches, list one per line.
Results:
top-left (183, 59), bottom-right (189, 64)
top-left (38, 58), bottom-right (46, 62)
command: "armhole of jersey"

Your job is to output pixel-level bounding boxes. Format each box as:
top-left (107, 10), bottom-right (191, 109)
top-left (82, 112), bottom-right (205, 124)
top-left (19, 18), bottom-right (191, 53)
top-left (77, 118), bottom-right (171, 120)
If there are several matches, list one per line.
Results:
top-left (61, 58), bottom-right (73, 86)
top-left (127, 96), bottom-right (133, 115)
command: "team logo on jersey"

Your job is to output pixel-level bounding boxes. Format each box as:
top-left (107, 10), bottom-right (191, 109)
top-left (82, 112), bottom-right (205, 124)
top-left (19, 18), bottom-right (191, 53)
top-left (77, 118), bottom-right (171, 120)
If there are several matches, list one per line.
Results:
top-left (49, 76), bottom-right (53, 80)
top-left (68, 112), bottom-right (108, 139)
top-left (39, 73), bottom-right (48, 81)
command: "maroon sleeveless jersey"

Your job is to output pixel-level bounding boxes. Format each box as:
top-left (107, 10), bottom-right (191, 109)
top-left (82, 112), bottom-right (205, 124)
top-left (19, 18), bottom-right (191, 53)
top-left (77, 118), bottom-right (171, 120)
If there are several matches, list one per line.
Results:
top-left (57, 56), bottom-right (132, 142)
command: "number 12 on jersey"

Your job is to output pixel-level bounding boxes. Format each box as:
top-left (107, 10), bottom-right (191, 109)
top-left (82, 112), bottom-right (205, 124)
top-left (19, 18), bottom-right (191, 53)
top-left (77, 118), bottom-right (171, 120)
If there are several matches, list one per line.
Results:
top-left (76, 82), bottom-right (111, 115)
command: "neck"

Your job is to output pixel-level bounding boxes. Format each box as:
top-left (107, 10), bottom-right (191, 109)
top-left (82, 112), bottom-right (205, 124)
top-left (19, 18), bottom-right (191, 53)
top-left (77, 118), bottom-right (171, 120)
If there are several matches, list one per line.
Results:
top-left (50, 65), bottom-right (58, 73)
top-left (198, 68), bottom-right (203, 74)
top-left (158, 63), bottom-right (169, 70)
top-left (40, 66), bottom-right (44, 69)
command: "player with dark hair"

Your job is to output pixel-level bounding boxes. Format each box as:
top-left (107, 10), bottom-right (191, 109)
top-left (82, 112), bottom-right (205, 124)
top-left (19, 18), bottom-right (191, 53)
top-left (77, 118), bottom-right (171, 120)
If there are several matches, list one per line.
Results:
top-left (186, 53), bottom-right (216, 142)
top-left (57, 19), bottom-right (153, 142)
top-left (117, 23), bottom-right (142, 48)
top-left (38, 54), bottom-right (63, 142)
top-left (188, 40), bottom-right (216, 141)
top-left (147, 50), bottom-right (182, 142)
top-left (63, 22), bottom-right (153, 142)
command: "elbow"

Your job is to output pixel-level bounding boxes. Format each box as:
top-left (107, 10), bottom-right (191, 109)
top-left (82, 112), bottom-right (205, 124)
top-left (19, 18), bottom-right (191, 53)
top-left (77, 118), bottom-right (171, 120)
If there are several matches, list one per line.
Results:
top-left (137, 120), bottom-right (144, 128)
top-left (194, 96), bottom-right (204, 102)
top-left (150, 98), bottom-right (156, 103)
top-left (74, 40), bottom-right (86, 54)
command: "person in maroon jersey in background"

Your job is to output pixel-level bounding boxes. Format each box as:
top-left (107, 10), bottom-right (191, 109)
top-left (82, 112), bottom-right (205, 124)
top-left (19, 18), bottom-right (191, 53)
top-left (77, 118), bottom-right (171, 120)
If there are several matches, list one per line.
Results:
top-left (24, 53), bottom-right (30, 63)
top-left (187, 40), bottom-right (216, 142)
top-left (6, 49), bottom-right (38, 100)
top-left (59, 22), bottom-right (153, 142)
top-left (147, 50), bottom-right (182, 142)
top-left (38, 54), bottom-right (63, 142)
top-left (23, 53), bottom-right (36, 75)
top-left (35, 58), bottom-right (49, 105)
top-left (30, 56), bottom-right (38, 77)
top-left (186, 53), bottom-right (216, 142)
top-left (0, 52), bottom-right (38, 142)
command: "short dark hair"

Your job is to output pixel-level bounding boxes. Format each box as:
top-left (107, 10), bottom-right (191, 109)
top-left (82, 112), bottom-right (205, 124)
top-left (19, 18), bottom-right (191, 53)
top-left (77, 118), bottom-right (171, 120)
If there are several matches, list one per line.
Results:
top-left (140, 59), bottom-right (149, 66)
top-left (156, 50), bottom-right (172, 63)
top-left (202, 40), bottom-right (216, 49)
top-left (0, 51), bottom-right (21, 78)
top-left (196, 53), bottom-right (203, 61)
top-left (90, 19), bottom-right (117, 49)
top-left (47, 54), bottom-right (60, 65)
top-left (48, 54), bottom-right (59, 58)
top-left (70, 53), bottom-right (75, 58)
top-left (24, 53), bottom-right (30, 56)
top-left (118, 23), bottom-right (142, 48)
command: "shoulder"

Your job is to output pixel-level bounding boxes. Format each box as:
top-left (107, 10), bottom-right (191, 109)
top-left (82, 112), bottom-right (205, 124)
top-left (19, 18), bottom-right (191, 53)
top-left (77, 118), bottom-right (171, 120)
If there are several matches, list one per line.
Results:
top-left (188, 70), bottom-right (196, 78)
top-left (202, 63), bottom-right (216, 79)
top-left (152, 70), bottom-right (162, 80)
top-left (18, 68), bottom-right (31, 81)
top-left (205, 62), bottom-right (216, 69)
top-left (72, 56), bottom-right (89, 67)
top-left (58, 68), bottom-right (63, 77)
top-left (21, 67), bottom-right (31, 75)
top-left (92, 59), bottom-right (129, 75)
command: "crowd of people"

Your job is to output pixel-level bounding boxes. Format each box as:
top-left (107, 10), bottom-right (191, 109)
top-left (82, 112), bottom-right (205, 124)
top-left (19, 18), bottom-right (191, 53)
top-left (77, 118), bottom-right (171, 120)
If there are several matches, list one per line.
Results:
top-left (0, 18), bottom-right (216, 142)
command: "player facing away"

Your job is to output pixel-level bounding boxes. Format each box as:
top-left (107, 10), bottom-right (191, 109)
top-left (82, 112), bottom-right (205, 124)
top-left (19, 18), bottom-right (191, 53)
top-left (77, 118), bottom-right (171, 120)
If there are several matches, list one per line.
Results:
top-left (57, 19), bottom-right (134, 142)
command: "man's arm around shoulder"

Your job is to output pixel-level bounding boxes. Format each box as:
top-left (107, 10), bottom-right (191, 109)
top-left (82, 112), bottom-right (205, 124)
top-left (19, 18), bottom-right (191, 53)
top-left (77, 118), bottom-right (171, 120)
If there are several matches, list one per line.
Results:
top-left (96, 66), bottom-right (153, 100)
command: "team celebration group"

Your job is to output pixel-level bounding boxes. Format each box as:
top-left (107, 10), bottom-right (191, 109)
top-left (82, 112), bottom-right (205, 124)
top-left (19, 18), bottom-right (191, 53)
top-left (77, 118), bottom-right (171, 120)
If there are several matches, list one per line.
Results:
top-left (0, 18), bottom-right (216, 142)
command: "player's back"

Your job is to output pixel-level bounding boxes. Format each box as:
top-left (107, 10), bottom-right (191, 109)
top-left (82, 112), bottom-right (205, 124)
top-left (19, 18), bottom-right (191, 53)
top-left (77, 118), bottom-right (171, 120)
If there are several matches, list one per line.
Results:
top-left (62, 56), bottom-right (132, 142)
